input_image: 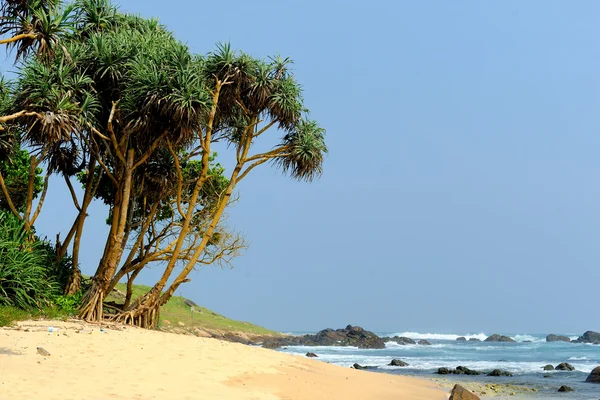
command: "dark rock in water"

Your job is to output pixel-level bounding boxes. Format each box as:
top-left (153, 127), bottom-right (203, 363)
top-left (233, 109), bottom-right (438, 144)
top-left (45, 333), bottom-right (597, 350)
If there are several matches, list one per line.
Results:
top-left (487, 369), bottom-right (513, 377)
top-left (388, 359), bottom-right (409, 367)
top-left (383, 336), bottom-right (416, 345)
top-left (543, 364), bottom-right (555, 371)
top-left (484, 334), bottom-right (515, 343)
top-left (555, 362), bottom-right (575, 371)
top-left (352, 363), bottom-right (374, 370)
top-left (586, 366), bottom-right (600, 383)
top-left (557, 385), bottom-right (574, 392)
top-left (418, 339), bottom-right (432, 346)
top-left (305, 352), bottom-right (318, 358)
top-left (543, 374), bottom-right (552, 378)
top-left (449, 384), bottom-right (480, 400)
top-left (468, 338), bottom-right (481, 342)
top-left (573, 331), bottom-right (600, 344)
top-left (456, 337), bottom-right (467, 341)
top-left (546, 334), bottom-right (571, 343)
top-left (456, 366), bottom-right (480, 375)
top-left (436, 366), bottom-right (480, 375)
top-left (262, 325), bottom-right (385, 349)
top-left (262, 340), bottom-right (284, 349)
top-left (523, 340), bottom-right (532, 343)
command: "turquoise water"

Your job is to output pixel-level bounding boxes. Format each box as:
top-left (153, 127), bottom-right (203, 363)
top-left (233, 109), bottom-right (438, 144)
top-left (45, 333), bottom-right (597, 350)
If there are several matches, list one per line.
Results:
top-left (279, 332), bottom-right (600, 399)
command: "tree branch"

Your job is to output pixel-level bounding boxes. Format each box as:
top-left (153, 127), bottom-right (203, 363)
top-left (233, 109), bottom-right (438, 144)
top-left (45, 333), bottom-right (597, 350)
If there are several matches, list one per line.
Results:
top-left (30, 171), bottom-right (50, 226)
top-left (0, 171), bottom-right (23, 220)
top-left (0, 33), bottom-right (37, 46)
top-left (0, 110), bottom-right (39, 130)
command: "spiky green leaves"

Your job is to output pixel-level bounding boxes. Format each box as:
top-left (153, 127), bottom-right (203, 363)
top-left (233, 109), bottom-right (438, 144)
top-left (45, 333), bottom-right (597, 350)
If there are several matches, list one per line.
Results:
top-left (275, 119), bottom-right (327, 182)
top-left (73, 0), bottom-right (118, 37)
top-left (15, 57), bottom-right (84, 145)
top-left (0, 0), bottom-right (75, 63)
top-left (205, 43), bottom-right (304, 137)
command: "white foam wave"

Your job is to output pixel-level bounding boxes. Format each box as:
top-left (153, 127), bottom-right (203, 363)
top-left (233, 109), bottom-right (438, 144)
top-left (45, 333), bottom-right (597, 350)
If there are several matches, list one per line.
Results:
top-left (386, 332), bottom-right (488, 341)
top-left (512, 334), bottom-right (544, 343)
top-left (279, 350), bottom-right (597, 375)
top-left (568, 356), bottom-right (589, 360)
top-left (385, 342), bottom-right (448, 349)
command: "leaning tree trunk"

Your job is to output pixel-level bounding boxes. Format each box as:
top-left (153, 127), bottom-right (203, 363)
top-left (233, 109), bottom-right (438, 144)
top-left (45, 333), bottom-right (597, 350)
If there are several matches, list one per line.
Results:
top-left (113, 161), bottom-right (243, 328)
top-left (63, 218), bottom-right (84, 295)
top-left (79, 150), bottom-right (135, 321)
top-left (62, 159), bottom-right (97, 295)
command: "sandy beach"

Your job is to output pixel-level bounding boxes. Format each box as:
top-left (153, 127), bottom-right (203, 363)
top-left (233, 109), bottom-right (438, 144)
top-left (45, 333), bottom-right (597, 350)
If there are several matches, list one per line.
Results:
top-left (0, 320), bottom-right (445, 400)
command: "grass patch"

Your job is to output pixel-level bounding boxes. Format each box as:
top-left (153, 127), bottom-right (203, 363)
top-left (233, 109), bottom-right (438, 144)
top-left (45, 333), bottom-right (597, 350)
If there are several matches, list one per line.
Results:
top-left (0, 305), bottom-right (73, 327)
top-left (0, 281), bottom-right (279, 336)
top-left (107, 282), bottom-right (280, 336)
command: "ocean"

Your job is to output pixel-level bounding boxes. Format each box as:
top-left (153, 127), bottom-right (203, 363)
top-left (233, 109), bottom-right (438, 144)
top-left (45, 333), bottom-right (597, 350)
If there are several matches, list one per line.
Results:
top-left (278, 332), bottom-right (600, 399)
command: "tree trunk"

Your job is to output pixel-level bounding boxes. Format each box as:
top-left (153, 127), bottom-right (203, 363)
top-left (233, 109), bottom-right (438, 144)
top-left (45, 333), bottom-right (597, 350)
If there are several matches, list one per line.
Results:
top-left (63, 217), bottom-right (85, 295)
top-left (117, 162), bottom-right (243, 327)
top-left (123, 268), bottom-right (141, 309)
top-left (64, 265), bottom-right (81, 295)
top-left (78, 150), bottom-right (135, 321)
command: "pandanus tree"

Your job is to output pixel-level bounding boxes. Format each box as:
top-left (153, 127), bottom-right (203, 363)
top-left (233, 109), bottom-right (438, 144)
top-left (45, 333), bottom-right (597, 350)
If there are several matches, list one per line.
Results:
top-left (107, 44), bottom-right (327, 328)
top-left (1, 0), bottom-right (327, 324)
top-left (0, 0), bottom-right (113, 293)
top-left (0, 0), bottom-right (76, 234)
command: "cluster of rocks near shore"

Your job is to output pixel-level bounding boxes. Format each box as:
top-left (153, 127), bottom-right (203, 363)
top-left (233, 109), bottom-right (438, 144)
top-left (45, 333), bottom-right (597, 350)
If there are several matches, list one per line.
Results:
top-left (256, 325), bottom-right (600, 396)
top-left (260, 326), bottom-right (600, 349)
top-left (546, 330), bottom-right (600, 344)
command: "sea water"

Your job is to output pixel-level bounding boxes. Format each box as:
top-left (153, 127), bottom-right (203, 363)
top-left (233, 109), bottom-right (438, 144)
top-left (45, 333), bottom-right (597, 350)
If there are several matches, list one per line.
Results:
top-left (278, 332), bottom-right (600, 400)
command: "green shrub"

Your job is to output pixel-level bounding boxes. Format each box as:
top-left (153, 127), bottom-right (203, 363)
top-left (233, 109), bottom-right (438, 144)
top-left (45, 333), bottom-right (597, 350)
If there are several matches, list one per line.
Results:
top-left (52, 292), bottom-right (83, 314)
top-left (0, 211), bottom-right (60, 309)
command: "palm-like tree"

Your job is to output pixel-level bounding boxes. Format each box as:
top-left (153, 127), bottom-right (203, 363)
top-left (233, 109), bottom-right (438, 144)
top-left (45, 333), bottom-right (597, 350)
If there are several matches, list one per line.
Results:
top-left (3, 1), bottom-right (327, 326)
top-left (0, 0), bottom-right (75, 63)
top-left (112, 44), bottom-right (327, 328)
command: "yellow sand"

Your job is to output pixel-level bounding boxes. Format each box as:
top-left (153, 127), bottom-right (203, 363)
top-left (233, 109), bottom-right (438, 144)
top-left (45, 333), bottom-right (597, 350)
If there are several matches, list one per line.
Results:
top-left (0, 320), bottom-right (446, 400)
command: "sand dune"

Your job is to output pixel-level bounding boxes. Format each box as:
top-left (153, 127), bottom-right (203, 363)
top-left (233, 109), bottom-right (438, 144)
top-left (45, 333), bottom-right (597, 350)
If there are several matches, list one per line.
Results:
top-left (0, 320), bottom-right (445, 400)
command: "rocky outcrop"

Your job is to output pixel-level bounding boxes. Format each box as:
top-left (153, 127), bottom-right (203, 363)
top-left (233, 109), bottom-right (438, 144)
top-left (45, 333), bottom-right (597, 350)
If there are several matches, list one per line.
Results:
top-left (487, 369), bottom-right (513, 377)
top-left (183, 299), bottom-right (198, 308)
top-left (586, 366), bottom-right (600, 383)
top-left (262, 325), bottom-right (385, 349)
top-left (383, 336), bottom-right (416, 345)
top-left (449, 384), bottom-right (480, 400)
top-left (573, 331), bottom-right (600, 344)
top-left (388, 359), bottom-right (409, 367)
top-left (352, 363), bottom-right (375, 370)
top-left (468, 338), bottom-right (481, 342)
top-left (484, 334), bottom-right (515, 343)
top-left (557, 385), bottom-right (573, 392)
top-left (546, 334), bottom-right (570, 343)
top-left (436, 366), bottom-right (480, 375)
top-left (305, 352), bottom-right (318, 358)
top-left (456, 337), bottom-right (467, 341)
top-left (542, 364), bottom-right (554, 371)
top-left (555, 362), bottom-right (575, 371)
top-left (418, 339), bottom-right (432, 345)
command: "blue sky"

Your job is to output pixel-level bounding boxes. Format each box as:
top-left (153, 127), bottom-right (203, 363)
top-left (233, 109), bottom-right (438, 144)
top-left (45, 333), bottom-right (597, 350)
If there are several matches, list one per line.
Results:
top-left (3, 0), bottom-right (600, 334)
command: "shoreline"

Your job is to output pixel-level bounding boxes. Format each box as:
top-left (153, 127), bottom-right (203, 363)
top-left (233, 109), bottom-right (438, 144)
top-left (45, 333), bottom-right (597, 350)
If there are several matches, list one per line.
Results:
top-left (0, 320), bottom-right (446, 400)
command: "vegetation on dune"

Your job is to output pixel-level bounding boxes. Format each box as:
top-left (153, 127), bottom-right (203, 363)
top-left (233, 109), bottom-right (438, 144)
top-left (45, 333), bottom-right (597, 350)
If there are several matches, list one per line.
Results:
top-left (1, 278), bottom-right (279, 337)
top-left (0, 0), bottom-right (326, 329)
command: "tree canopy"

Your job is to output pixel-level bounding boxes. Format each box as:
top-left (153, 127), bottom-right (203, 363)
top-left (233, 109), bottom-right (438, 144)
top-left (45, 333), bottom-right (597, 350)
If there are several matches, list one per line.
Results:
top-left (0, 0), bottom-right (327, 328)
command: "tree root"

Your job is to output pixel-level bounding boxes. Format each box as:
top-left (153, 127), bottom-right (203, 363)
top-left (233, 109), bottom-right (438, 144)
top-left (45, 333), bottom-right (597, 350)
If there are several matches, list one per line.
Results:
top-left (109, 303), bottom-right (160, 329)
top-left (78, 285), bottom-right (104, 322)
